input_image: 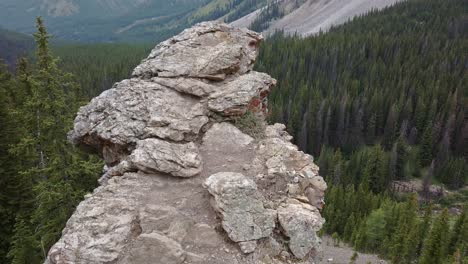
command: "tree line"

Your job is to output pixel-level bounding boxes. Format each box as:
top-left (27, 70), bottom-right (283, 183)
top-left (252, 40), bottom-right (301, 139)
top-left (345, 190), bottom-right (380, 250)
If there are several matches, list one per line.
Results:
top-left (254, 0), bottom-right (467, 262)
top-left (323, 184), bottom-right (467, 263)
top-left (0, 18), bottom-right (102, 263)
top-left (255, 0), bottom-right (467, 192)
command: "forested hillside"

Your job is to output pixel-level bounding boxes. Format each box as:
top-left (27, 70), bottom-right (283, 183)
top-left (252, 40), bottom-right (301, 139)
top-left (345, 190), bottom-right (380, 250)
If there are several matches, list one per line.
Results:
top-left (53, 44), bottom-right (151, 98)
top-left (0, 0), bottom-right (466, 263)
top-left (0, 28), bottom-right (34, 70)
top-left (255, 0), bottom-right (467, 261)
top-left (256, 0), bottom-right (467, 190)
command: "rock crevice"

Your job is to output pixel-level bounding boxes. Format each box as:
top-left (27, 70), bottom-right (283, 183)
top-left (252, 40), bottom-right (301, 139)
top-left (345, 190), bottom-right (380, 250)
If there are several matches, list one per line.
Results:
top-left (47, 21), bottom-right (326, 264)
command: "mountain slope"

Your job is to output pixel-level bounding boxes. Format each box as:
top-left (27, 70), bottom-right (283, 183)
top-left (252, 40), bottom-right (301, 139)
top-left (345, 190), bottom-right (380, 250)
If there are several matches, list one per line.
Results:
top-left (0, 0), bottom-right (403, 42)
top-left (0, 0), bottom-right (267, 42)
top-left (0, 0), bottom-right (209, 42)
top-left (0, 28), bottom-right (34, 69)
top-left (232, 0), bottom-right (404, 36)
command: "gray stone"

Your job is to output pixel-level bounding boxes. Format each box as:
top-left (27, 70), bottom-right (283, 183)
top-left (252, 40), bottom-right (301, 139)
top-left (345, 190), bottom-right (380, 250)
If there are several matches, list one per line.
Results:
top-left (184, 223), bottom-right (223, 248)
top-left (208, 72), bottom-right (276, 116)
top-left (130, 138), bottom-right (202, 178)
top-left (202, 122), bottom-right (254, 152)
top-left (277, 200), bottom-right (324, 259)
top-left (120, 233), bottom-right (186, 264)
top-left (133, 21), bottom-right (262, 80)
top-left (152, 77), bottom-right (216, 97)
top-left (203, 172), bottom-right (276, 243)
top-left (47, 21), bottom-right (327, 264)
top-left (46, 173), bottom-right (151, 264)
top-left (70, 78), bottom-right (209, 165)
top-left (239, 241), bottom-right (257, 254)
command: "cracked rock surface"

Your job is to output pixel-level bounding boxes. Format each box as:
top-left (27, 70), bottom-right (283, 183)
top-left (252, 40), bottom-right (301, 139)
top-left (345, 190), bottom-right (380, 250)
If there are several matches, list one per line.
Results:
top-left (204, 172), bottom-right (276, 251)
top-left (46, 21), bottom-right (326, 264)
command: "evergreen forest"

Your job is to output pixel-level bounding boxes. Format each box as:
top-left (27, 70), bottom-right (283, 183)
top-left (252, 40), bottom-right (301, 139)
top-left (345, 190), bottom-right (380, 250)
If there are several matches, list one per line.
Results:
top-left (0, 0), bottom-right (466, 263)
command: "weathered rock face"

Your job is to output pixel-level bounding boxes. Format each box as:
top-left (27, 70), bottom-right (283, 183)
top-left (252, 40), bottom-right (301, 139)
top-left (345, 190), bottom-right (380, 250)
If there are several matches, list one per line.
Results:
top-left (204, 172), bottom-right (276, 253)
top-left (47, 21), bottom-right (326, 264)
top-left (277, 200), bottom-right (325, 259)
top-left (129, 138), bottom-right (202, 178)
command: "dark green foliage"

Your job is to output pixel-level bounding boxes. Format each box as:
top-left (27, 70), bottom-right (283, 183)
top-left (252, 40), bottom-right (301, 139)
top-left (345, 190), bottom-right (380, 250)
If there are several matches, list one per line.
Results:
top-left (324, 184), bottom-right (462, 262)
top-left (419, 208), bottom-right (450, 264)
top-left (250, 2), bottom-right (284, 32)
top-left (448, 207), bottom-right (468, 260)
top-left (256, 0), bottom-right (467, 192)
top-left (52, 43), bottom-right (152, 98)
top-left (0, 18), bottom-right (102, 263)
top-left (0, 27), bottom-right (34, 70)
top-left (0, 0), bottom-right (466, 262)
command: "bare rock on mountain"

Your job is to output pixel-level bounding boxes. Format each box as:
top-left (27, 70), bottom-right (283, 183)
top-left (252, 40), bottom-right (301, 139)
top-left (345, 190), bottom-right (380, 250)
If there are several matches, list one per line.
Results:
top-left (208, 71), bottom-right (275, 116)
top-left (47, 21), bottom-right (326, 264)
top-left (253, 124), bottom-right (324, 208)
top-left (133, 21), bottom-right (262, 80)
top-left (151, 77), bottom-right (216, 97)
top-left (120, 233), bottom-right (186, 264)
top-left (231, 0), bottom-right (403, 37)
top-left (203, 172), bottom-right (276, 252)
top-left (202, 122), bottom-right (254, 151)
top-left (46, 173), bottom-right (150, 264)
top-left (277, 199), bottom-right (325, 259)
top-left (129, 138), bottom-right (202, 178)
top-left (69, 78), bottom-right (209, 165)
top-left (254, 123), bottom-right (319, 178)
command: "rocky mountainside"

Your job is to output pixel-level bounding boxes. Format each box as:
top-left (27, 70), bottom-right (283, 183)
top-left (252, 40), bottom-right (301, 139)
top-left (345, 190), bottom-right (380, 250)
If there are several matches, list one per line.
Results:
top-left (45, 22), bottom-right (327, 264)
top-left (231, 0), bottom-right (404, 36)
top-left (0, 0), bottom-right (208, 42)
top-left (0, 0), bottom-right (264, 42)
top-left (0, 0), bottom-right (401, 42)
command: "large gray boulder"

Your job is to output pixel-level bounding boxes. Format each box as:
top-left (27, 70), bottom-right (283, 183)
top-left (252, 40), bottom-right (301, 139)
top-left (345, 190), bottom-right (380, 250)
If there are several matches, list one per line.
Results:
top-left (277, 199), bottom-right (325, 259)
top-left (132, 21), bottom-right (262, 80)
top-left (129, 138), bottom-right (202, 178)
top-left (47, 21), bottom-right (326, 264)
top-left (207, 72), bottom-right (275, 116)
top-left (203, 172), bottom-right (276, 253)
top-left (69, 78), bottom-right (209, 165)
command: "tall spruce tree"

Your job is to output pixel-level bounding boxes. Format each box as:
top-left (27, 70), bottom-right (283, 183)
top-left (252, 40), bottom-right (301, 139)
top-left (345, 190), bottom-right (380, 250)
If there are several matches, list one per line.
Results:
top-left (6, 17), bottom-right (102, 263)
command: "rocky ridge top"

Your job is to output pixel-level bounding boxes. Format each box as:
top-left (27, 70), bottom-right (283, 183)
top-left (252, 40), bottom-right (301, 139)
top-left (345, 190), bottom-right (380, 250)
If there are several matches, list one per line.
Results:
top-left (46, 21), bottom-right (327, 264)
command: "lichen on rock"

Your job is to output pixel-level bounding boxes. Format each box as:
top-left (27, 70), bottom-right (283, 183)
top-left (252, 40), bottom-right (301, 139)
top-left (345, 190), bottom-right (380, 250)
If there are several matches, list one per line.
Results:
top-left (46, 21), bottom-right (326, 264)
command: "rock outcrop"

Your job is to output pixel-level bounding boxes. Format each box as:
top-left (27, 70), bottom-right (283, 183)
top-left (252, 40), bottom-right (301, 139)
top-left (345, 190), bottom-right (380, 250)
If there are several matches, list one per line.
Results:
top-left (46, 21), bottom-right (326, 264)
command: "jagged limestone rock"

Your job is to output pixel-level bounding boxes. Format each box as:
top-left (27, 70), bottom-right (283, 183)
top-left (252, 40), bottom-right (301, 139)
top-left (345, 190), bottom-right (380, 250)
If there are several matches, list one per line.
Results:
top-left (46, 21), bottom-right (326, 264)
top-left (132, 21), bottom-right (262, 80)
top-left (277, 199), bottom-right (325, 259)
top-left (46, 173), bottom-right (150, 264)
top-left (207, 72), bottom-right (276, 116)
top-left (203, 172), bottom-right (276, 252)
top-left (151, 77), bottom-right (216, 97)
top-left (69, 78), bottom-right (209, 165)
top-left (202, 122), bottom-right (254, 152)
top-left (129, 138), bottom-right (202, 178)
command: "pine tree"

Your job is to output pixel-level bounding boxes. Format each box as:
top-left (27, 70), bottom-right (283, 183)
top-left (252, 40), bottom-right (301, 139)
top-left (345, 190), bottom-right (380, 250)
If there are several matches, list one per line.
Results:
top-left (419, 122), bottom-right (434, 167)
top-left (418, 204), bottom-right (432, 255)
top-left (419, 208), bottom-right (451, 264)
top-left (7, 215), bottom-right (39, 264)
top-left (0, 60), bottom-right (18, 261)
top-left (448, 207), bottom-right (467, 258)
top-left (6, 17), bottom-right (102, 263)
